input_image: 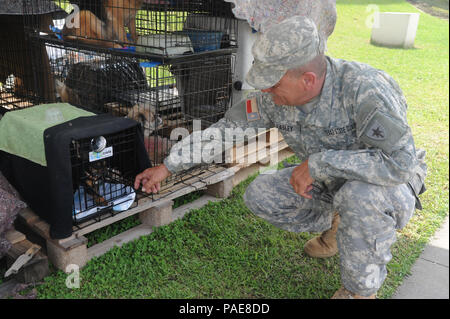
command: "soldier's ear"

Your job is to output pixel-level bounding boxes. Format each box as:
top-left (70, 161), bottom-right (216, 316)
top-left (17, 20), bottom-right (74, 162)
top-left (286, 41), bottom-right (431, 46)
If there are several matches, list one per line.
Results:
top-left (301, 72), bottom-right (317, 90)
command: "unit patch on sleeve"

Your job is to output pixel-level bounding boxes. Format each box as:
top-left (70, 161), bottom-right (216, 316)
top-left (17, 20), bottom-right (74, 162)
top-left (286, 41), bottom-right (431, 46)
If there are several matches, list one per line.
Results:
top-left (359, 109), bottom-right (407, 155)
top-left (246, 97), bottom-right (260, 122)
top-left (366, 120), bottom-right (386, 140)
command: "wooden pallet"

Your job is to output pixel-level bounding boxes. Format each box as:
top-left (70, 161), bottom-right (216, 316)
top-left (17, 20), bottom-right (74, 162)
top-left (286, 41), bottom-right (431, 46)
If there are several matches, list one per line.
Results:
top-left (16, 165), bottom-right (236, 272)
top-left (227, 127), bottom-right (292, 169)
top-left (14, 127), bottom-right (294, 273)
top-left (3, 229), bottom-right (49, 284)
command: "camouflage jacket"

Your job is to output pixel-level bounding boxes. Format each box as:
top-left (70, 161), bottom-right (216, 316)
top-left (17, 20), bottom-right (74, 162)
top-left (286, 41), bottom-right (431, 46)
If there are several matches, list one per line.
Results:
top-left (164, 56), bottom-right (426, 193)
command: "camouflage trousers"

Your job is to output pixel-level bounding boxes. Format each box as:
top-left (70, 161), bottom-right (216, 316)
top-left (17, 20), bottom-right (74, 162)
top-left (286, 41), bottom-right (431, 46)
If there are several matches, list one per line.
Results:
top-left (243, 167), bottom-right (416, 297)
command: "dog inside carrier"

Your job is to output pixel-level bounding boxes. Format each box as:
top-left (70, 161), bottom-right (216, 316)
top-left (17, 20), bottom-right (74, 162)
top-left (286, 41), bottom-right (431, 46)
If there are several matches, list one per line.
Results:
top-left (0, 104), bottom-right (151, 239)
top-left (24, 0), bottom-right (237, 55)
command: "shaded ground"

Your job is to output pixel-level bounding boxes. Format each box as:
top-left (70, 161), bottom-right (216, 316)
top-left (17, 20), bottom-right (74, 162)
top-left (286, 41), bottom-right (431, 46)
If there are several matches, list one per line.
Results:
top-left (407, 0), bottom-right (449, 19)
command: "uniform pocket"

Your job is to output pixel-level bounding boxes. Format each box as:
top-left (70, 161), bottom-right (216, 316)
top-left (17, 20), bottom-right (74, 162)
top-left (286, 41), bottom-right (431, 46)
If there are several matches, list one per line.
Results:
top-left (373, 230), bottom-right (397, 264)
top-left (375, 231), bottom-right (396, 252)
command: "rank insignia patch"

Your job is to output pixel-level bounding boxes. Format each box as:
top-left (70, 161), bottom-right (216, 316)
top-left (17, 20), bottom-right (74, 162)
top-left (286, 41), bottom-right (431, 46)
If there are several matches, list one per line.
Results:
top-left (246, 97), bottom-right (260, 122)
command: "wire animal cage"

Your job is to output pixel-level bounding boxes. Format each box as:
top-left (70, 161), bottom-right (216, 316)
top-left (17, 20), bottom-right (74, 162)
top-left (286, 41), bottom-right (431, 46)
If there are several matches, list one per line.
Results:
top-left (0, 107), bottom-right (151, 239)
top-left (24, 0), bottom-right (238, 56)
top-left (30, 39), bottom-right (235, 187)
top-left (0, 3), bottom-right (66, 113)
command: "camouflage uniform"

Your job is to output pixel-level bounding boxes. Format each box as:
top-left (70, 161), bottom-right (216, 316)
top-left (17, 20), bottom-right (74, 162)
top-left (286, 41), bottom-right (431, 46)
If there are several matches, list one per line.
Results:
top-left (163, 16), bottom-right (427, 297)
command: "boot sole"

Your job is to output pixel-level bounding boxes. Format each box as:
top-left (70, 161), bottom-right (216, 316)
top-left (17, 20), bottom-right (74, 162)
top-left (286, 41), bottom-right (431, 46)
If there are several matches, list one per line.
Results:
top-left (304, 247), bottom-right (338, 258)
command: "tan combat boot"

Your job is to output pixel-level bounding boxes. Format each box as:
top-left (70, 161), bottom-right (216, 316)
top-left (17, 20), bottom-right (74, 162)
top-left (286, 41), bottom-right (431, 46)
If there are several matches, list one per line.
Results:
top-left (331, 286), bottom-right (376, 299)
top-left (304, 211), bottom-right (340, 258)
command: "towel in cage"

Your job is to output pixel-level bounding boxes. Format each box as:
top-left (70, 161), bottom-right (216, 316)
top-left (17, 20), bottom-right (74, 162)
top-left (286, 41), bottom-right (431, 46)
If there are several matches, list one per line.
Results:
top-left (73, 182), bottom-right (136, 222)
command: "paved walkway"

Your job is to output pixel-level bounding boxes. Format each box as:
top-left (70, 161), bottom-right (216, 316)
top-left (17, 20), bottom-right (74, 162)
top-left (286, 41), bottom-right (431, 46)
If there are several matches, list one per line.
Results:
top-left (392, 216), bottom-right (449, 299)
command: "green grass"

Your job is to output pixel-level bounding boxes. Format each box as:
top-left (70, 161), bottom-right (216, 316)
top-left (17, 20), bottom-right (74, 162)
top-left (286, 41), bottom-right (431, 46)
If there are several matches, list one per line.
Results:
top-left (35, 0), bottom-right (448, 299)
top-left (85, 190), bottom-right (205, 248)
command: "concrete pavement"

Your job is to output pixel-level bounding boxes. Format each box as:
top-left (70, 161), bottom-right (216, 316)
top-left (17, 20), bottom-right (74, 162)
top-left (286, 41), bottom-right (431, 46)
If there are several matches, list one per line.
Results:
top-left (392, 216), bottom-right (449, 299)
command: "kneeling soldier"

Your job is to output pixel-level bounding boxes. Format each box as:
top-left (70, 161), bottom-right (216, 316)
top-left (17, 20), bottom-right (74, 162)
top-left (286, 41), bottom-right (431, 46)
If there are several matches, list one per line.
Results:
top-left (135, 15), bottom-right (427, 299)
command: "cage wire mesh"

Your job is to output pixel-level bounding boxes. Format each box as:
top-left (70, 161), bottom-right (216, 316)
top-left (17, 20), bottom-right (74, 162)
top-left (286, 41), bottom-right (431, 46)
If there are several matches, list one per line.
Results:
top-left (35, 38), bottom-right (234, 192)
top-left (2, 0), bottom-right (238, 229)
top-left (0, 14), bottom-right (45, 112)
top-left (24, 0), bottom-right (238, 56)
top-left (0, 1), bottom-right (68, 113)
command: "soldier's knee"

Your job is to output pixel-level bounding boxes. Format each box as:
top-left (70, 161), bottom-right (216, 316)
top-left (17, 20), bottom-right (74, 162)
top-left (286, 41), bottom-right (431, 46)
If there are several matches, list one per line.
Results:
top-left (243, 174), bottom-right (275, 215)
top-left (334, 180), bottom-right (379, 213)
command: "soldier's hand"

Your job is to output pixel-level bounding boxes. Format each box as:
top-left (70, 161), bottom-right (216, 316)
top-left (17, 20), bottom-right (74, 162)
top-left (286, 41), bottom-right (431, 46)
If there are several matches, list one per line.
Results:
top-left (289, 159), bottom-right (315, 199)
top-left (134, 164), bottom-right (172, 194)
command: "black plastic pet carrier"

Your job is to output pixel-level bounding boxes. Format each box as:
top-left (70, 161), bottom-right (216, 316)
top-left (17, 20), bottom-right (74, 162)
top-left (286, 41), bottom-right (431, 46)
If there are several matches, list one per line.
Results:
top-left (0, 105), bottom-right (150, 238)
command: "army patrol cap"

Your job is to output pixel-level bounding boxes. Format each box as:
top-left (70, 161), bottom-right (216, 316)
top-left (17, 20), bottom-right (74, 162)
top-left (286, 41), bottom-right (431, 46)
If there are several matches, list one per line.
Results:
top-left (246, 15), bottom-right (321, 90)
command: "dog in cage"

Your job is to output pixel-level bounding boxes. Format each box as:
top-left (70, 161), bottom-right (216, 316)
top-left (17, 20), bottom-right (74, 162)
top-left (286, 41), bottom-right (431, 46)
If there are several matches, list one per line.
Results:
top-left (56, 56), bottom-right (173, 164)
top-left (62, 0), bottom-right (144, 48)
top-left (57, 57), bottom-right (163, 134)
top-left (82, 161), bottom-right (109, 206)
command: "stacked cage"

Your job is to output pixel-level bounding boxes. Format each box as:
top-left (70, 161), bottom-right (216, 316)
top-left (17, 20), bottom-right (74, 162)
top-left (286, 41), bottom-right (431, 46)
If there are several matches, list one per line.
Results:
top-left (42, 45), bottom-right (235, 169)
top-left (24, 0), bottom-right (237, 174)
top-left (17, 0), bottom-right (238, 232)
top-left (0, 1), bottom-right (66, 113)
top-left (24, 0), bottom-right (237, 53)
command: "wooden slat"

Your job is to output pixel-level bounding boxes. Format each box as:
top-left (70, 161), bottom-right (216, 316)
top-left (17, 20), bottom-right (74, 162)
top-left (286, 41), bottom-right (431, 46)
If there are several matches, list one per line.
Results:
top-left (5, 239), bottom-right (49, 284)
top-left (226, 128), bottom-right (284, 164)
top-left (18, 208), bottom-right (78, 245)
top-left (229, 138), bottom-right (287, 167)
top-left (32, 220), bottom-right (51, 239)
top-left (72, 167), bottom-right (234, 238)
top-left (7, 240), bottom-right (41, 260)
top-left (87, 224), bottom-right (153, 259)
top-left (258, 140), bottom-right (289, 165)
top-left (4, 230), bottom-right (26, 245)
top-left (18, 208), bottom-right (40, 226)
top-left (86, 194), bottom-right (222, 260)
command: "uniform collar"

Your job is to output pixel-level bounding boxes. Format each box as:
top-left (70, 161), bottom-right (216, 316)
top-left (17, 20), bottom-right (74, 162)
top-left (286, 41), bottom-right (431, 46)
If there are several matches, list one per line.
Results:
top-left (298, 95), bottom-right (319, 114)
top-left (299, 58), bottom-right (334, 127)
